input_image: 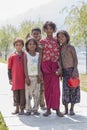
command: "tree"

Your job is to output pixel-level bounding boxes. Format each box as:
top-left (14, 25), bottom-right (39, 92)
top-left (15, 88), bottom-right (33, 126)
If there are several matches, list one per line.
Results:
top-left (63, 2), bottom-right (87, 73)
top-left (18, 20), bottom-right (43, 42)
top-left (0, 25), bottom-right (17, 60)
top-left (0, 20), bottom-right (43, 60)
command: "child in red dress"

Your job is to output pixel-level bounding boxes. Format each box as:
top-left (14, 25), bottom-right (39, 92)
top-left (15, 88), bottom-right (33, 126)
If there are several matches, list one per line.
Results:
top-left (8, 37), bottom-right (25, 115)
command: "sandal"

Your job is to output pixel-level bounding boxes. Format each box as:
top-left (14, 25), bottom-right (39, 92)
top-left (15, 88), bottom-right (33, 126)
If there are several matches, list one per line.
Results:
top-left (12, 110), bottom-right (19, 115)
top-left (25, 112), bottom-right (31, 116)
top-left (33, 111), bottom-right (40, 115)
top-left (19, 110), bottom-right (24, 115)
top-left (70, 110), bottom-right (75, 115)
top-left (43, 109), bottom-right (51, 117)
top-left (56, 110), bottom-right (64, 117)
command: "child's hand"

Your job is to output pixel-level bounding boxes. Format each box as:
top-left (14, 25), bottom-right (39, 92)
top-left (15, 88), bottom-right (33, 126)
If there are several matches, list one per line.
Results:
top-left (72, 70), bottom-right (79, 78)
top-left (38, 72), bottom-right (43, 83)
top-left (55, 68), bottom-right (62, 76)
top-left (9, 80), bottom-right (12, 85)
top-left (25, 76), bottom-right (31, 86)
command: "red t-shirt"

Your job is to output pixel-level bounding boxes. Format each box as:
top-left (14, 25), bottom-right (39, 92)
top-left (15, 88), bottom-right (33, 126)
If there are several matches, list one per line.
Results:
top-left (8, 52), bottom-right (25, 90)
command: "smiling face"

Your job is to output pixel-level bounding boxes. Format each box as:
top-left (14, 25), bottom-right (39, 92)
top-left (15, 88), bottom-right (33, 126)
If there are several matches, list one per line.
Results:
top-left (44, 25), bottom-right (54, 37)
top-left (27, 40), bottom-right (37, 52)
top-left (57, 33), bottom-right (68, 45)
top-left (32, 30), bottom-right (41, 42)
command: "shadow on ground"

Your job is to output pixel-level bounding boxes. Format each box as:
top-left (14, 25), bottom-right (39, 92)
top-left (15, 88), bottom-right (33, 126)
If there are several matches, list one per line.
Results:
top-left (17, 113), bottom-right (87, 130)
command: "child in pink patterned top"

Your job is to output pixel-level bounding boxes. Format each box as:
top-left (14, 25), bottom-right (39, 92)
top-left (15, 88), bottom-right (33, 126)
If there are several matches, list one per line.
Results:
top-left (39, 21), bottom-right (63, 117)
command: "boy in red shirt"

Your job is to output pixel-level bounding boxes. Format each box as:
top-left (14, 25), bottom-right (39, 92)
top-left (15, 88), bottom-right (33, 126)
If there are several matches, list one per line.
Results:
top-left (8, 37), bottom-right (25, 115)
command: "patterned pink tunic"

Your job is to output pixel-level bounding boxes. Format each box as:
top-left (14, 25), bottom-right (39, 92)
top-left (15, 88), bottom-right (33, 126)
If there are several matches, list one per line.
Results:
top-left (39, 37), bottom-right (60, 110)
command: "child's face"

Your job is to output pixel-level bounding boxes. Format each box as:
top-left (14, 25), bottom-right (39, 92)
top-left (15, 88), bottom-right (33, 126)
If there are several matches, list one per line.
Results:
top-left (32, 31), bottom-right (41, 42)
top-left (14, 42), bottom-right (23, 52)
top-left (57, 33), bottom-right (67, 45)
top-left (27, 40), bottom-right (36, 52)
top-left (44, 25), bottom-right (54, 36)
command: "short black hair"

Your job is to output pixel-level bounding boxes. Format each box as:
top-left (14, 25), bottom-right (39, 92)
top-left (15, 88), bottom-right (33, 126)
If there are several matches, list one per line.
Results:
top-left (13, 37), bottom-right (24, 46)
top-left (43, 21), bottom-right (57, 32)
top-left (31, 27), bottom-right (41, 34)
top-left (25, 38), bottom-right (38, 52)
top-left (56, 30), bottom-right (70, 44)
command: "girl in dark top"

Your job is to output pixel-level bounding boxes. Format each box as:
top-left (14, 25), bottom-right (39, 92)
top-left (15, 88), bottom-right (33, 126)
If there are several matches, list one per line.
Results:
top-left (57, 30), bottom-right (80, 115)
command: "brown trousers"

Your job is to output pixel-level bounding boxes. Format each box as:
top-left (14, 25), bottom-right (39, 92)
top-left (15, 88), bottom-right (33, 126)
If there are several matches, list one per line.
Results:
top-left (13, 89), bottom-right (25, 110)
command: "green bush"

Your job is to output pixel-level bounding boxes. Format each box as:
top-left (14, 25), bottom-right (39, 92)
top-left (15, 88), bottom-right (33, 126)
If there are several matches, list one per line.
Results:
top-left (0, 58), bottom-right (7, 63)
top-left (0, 112), bottom-right (8, 130)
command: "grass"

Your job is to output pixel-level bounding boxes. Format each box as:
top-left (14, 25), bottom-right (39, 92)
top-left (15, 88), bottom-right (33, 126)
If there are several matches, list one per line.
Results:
top-left (80, 74), bottom-right (87, 92)
top-left (0, 112), bottom-right (8, 130)
top-left (0, 58), bottom-right (7, 63)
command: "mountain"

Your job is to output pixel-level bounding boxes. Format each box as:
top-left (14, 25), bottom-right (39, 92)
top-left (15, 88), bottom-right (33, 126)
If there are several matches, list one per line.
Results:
top-left (1, 0), bottom-right (87, 29)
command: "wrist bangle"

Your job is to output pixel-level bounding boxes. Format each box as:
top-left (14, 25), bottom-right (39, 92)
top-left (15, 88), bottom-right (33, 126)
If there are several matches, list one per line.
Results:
top-left (56, 71), bottom-right (58, 75)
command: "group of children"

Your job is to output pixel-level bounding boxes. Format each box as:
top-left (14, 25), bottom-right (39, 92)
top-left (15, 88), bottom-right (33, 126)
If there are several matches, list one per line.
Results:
top-left (8, 21), bottom-right (80, 117)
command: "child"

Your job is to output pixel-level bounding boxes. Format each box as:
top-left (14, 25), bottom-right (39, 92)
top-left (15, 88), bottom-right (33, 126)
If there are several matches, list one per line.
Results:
top-left (31, 27), bottom-right (42, 44)
top-left (8, 37), bottom-right (25, 115)
top-left (56, 30), bottom-right (80, 115)
top-left (39, 21), bottom-right (63, 117)
top-left (24, 38), bottom-right (40, 115)
top-left (31, 27), bottom-right (46, 110)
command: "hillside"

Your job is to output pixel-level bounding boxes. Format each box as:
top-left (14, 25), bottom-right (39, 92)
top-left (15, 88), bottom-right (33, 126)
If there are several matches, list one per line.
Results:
top-left (0, 0), bottom-right (87, 28)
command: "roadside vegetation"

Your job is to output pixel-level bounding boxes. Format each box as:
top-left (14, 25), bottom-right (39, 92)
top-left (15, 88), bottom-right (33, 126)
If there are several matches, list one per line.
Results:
top-left (0, 112), bottom-right (8, 130)
top-left (80, 74), bottom-right (87, 92)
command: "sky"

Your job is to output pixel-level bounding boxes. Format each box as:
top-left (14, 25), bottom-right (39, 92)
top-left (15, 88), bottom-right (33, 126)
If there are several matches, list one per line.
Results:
top-left (0, 0), bottom-right (86, 26)
top-left (0, 0), bottom-right (51, 21)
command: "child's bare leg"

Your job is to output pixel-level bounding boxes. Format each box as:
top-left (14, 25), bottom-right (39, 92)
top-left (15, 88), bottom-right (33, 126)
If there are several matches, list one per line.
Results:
top-left (19, 106), bottom-right (24, 115)
top-left (64, 103), bottom-right (68, 115)
top-left (19, 109), bottom-right (24, 115)
top-left (12, 105), bottom-right (19, 114)
top-left (70, 103), bottom-right (75, 115)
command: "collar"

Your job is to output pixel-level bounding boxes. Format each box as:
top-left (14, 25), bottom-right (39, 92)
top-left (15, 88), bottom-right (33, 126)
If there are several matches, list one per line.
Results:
top-left (15, 51), bottom-right (23, 55)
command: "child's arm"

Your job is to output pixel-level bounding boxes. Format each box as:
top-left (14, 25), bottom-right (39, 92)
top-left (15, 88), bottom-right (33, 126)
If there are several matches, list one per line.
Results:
top-left (8, 69), bottom-right (12, 85)
top-left (8, 56), bottom-right (12, 85)
top-left (56, 44), bottom-right (62, 76)
top-left (71, 46), bottom-right (79, 78)
top-left (24, 53), bottom-right (31, 85)
top-left (56, 61), bottom-right (62, 77)
top-left (38, 47), bottom-right (43, 83)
